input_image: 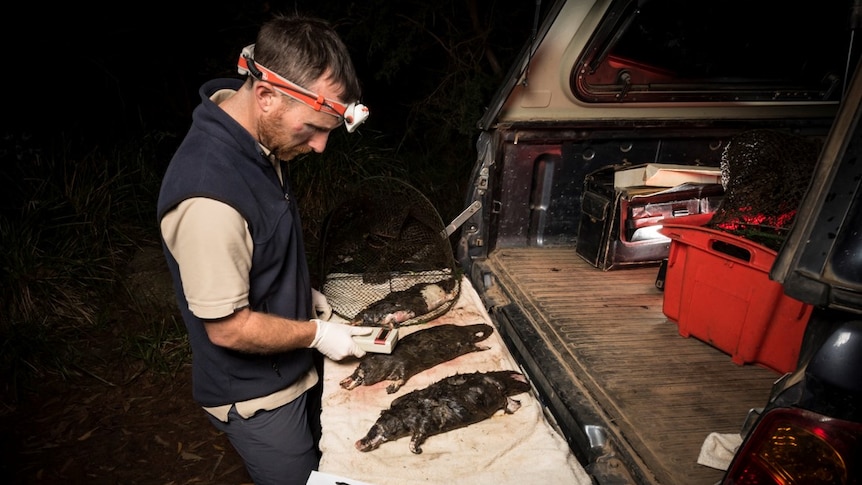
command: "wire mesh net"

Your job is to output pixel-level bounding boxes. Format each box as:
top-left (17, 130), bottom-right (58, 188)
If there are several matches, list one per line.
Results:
top-left (707, 129), bottom-right (822, 250)
top-left (318, 177), bottom-right (460, 326)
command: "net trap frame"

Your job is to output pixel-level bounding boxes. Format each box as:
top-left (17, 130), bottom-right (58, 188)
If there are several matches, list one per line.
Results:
top-left (318, 177), bottom-right (461, 327)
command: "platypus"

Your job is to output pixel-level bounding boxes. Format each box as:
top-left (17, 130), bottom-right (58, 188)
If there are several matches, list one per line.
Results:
top-left (350, 278), bottom-right (458, 327)
top-left (340, 323), bottom-right (494, 394)
top-left (355, 370), bottom-right (531, 454)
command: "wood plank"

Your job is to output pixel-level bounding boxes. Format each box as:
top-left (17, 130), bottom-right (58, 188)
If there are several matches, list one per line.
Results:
top-left (486, 247), bottom-right (777, 485)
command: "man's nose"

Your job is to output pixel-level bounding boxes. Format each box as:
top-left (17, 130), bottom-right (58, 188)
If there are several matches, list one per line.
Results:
top-left (307, 132), bottom-right (330, 153)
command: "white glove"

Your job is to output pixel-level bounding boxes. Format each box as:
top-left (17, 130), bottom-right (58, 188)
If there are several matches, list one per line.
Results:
top-left (308, 319), bottom-right (373, 360)
top-left (311, 288), bottom-right (333, 320)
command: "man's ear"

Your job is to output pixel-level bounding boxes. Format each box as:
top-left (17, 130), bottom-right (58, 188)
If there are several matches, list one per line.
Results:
top-left (253, 82), bottom-right (278, 112)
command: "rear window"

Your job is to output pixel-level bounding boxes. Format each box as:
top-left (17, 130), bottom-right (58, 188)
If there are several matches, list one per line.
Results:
top-left (573, 0), bottom-right (857, 103)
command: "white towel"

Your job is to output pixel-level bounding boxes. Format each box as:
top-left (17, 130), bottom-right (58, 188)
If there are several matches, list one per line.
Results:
top-left (318, 276), bottom-right (593, 485)
top-left (697, 432), bottom-right (742, 470)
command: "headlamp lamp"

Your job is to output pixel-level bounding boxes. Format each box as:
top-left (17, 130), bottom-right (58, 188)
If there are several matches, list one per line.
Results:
top-left (237, 44), bottom-right (369, 133)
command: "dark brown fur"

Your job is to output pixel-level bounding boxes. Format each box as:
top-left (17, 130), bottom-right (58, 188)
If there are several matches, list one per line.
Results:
top-left (339, 323), bottom-right (494, 393)
top-left (350, 278), bottom-right (458, 327)
top-left (355, 370), bottom-right (531, 454)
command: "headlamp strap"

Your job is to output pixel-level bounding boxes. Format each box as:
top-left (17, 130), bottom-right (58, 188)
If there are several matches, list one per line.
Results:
top-left (237, 44), bottom-right (369, 133)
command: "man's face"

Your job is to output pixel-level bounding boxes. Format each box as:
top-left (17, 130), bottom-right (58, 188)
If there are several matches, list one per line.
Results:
top-left (257, 77), bottom-right (344, 161)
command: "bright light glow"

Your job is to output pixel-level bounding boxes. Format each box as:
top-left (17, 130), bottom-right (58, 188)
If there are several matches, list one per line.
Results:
top-left (834, 331), bottom-right (851, 347)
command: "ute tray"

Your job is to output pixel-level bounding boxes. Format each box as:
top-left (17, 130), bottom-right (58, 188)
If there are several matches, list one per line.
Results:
top-left (476, 247), bottom-right (778, 485)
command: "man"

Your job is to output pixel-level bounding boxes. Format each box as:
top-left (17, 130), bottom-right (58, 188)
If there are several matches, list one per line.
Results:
top-left (157, 14), bottom-right (372, 485)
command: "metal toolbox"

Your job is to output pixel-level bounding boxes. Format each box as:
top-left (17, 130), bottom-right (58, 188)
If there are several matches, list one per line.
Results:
top-left (576, 166), bottom-right (724, 270)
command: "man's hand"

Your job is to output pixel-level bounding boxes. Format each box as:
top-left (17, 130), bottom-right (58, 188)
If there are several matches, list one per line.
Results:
top-left (311, 288), bottom-right (332, 320)
top-left (308, 319), bottom-right (373, 360)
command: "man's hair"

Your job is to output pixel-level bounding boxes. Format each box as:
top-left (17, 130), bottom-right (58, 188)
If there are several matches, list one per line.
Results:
top-left (253, 14), bottom-right (361, 103)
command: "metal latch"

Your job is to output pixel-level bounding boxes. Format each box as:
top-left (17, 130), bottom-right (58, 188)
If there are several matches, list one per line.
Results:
top-left (442, 200), bottom-right (482, 237)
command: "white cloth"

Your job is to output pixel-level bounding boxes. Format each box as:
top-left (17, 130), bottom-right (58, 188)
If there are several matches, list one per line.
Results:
top-left (697, 432), bottom-right (742, 470)
top-left (318, 276), bottom-right (592, 485)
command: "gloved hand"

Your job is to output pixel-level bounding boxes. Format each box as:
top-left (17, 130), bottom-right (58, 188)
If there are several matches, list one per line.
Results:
top-left (308, 319), bottom-right (373, 360)
top-left (311, 288), bottom-right (333, 320)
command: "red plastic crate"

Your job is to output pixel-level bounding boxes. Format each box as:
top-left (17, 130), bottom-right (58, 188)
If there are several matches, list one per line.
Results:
top-left (658, 223), bottom-right (812, 374)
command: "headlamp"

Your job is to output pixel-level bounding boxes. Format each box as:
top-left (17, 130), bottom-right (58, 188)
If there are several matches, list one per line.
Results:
top-left (237, 44), bottom-right (369, 133)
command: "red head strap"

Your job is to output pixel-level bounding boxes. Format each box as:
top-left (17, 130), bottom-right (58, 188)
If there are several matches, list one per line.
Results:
top-left (237, 45), bottom-right (369, 132)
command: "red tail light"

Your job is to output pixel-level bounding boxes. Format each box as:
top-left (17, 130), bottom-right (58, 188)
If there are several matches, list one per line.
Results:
top-left (723, 407), bottom-right (861, 484)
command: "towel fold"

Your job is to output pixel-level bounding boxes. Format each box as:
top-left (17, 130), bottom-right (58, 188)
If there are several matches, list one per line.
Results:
top-left (697, 432), bottom-right (742, 470)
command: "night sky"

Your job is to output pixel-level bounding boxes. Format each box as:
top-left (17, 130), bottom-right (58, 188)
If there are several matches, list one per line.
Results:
top-left (5, 1), bottom-right (538, 149)
top-left (7, 3), bottom-right (289, 141)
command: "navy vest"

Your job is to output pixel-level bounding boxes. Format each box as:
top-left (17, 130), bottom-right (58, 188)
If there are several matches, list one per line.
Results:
top-left (157, 78), bottom-right (314, 407)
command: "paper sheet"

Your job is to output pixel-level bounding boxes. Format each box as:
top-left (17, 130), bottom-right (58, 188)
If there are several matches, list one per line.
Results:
top-left (318, 276), bottom-right (592, 485)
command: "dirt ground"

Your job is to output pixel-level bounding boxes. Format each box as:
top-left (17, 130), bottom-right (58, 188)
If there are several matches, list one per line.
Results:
top-left (2, 244), bottom-right (254, 485)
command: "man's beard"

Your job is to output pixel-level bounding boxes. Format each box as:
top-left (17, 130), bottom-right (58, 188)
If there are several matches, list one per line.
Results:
top-left (258, 109), bottom-right (311, 161)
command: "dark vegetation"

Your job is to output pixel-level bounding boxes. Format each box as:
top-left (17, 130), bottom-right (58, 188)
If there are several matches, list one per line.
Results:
top-left (1, 1), bottom-right (543, 482)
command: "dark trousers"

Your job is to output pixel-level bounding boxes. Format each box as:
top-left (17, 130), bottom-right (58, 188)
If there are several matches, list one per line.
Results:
top-left (208, 389), bottom-right (321, 485)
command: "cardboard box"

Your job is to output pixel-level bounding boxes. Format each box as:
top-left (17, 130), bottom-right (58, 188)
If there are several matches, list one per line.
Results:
top-left (614, 163), bottom-right (722, 189)
top-left (659, 223), bottom-right (811, 374)
top-left (576, 166), bottom-right (724, 270)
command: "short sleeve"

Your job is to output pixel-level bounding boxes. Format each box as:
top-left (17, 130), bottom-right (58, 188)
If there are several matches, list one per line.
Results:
top-left (160, 198), bottom-right (253, 319)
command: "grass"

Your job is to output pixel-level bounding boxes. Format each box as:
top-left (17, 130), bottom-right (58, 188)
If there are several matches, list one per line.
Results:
top-left (121, 314), bottom-right (191, 377)
top-left (0, 132), bottom-right (169, 403)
